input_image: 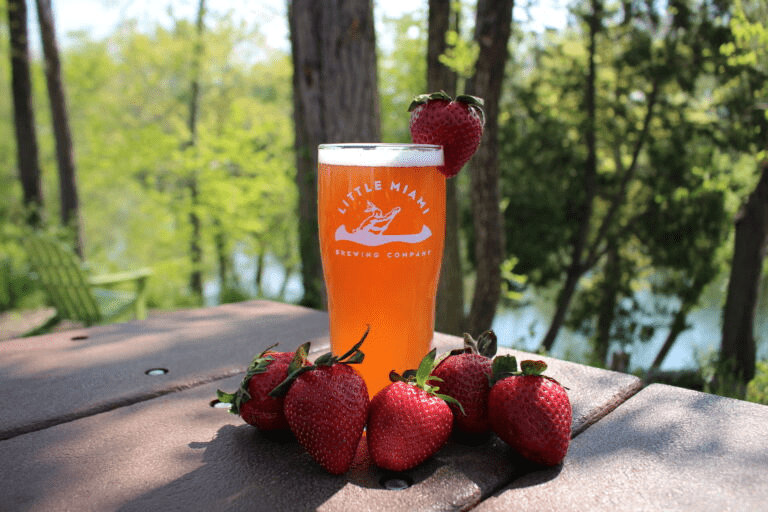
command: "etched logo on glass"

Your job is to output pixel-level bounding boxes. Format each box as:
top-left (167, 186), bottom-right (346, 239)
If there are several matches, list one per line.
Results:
top-left (335, 199), bottom-right (432, 247)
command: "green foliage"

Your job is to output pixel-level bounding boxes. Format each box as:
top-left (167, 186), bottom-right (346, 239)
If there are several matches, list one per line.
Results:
top-left (1, 9), bottom-right (297, 311)
top-left (0, 1), bottom-right (766, 379)
top-left (746, 361), bottom-right (768, 405)
top-left (439, 29), bottom-right (479, 79)
top-left (698, 349), bottom-right (748, 399)
top-left (379, 11), bottom-right (427, 142)
top-left (500, 256), bottom-right (527, 304)
top-left (498, 0), bottom-right (760, 365)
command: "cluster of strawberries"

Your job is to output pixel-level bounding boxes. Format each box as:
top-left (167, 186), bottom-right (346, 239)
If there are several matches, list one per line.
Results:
top-left (216, 93), bottom-right (571, 475)
top-left (217, 330), bottom-right (572, 475)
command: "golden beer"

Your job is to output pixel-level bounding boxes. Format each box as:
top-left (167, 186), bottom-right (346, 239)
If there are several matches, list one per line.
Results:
top-left (318, 144), bottom-right (446, 396)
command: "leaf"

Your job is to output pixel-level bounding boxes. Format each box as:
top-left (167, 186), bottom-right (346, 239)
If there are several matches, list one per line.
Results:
top-left (476, 330), bottom-right (498, 358)
top-left (415, 348), bottom-right (438, 387)
top-left (491, 355), bottom-right (519, 385)
top-left (520, 360), bottom-right (547, 376)
top-left (287, 342), bottom-right (311, 374)
top-left (216, 389), bottom-right (236, 403)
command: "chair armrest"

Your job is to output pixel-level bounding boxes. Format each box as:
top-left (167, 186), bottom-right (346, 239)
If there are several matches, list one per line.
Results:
top-left (88, 268), bottom-right (153, 286)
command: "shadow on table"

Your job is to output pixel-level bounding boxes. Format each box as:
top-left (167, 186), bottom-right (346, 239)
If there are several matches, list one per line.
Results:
top-left (115, 424), bottom-right (341, 511)
top-left (114, 421), bottom-right (527, 512)
top-left (114, 422), bottom-right (458, 512)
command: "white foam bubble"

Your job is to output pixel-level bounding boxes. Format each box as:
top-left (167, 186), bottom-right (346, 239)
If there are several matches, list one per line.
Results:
top-left (318, 144), bottom-right (444, 167)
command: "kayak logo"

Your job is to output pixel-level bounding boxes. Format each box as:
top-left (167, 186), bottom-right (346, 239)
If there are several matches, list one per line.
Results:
top-left (335, 200), bottom-right (432, 247)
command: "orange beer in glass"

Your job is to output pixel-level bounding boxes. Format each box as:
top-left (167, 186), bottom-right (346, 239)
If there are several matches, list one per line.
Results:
top-left (318, 144), bottom-right (446, 397)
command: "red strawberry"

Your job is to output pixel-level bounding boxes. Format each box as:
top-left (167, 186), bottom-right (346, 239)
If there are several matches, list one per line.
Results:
top-left (270, 330), bottom-right (370, 475)
top-left (409, 91), bottom-right (485, 178)
top-left (216, 344), bottom-right (301, 430)
top-left (366, 349), bottom-right (461, 472)
top-left (487, 357), bottom-right (572, 467)
top-left (431, 331), bottom-right (497, 436)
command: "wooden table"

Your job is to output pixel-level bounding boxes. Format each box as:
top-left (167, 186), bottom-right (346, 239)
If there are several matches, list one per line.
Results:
top-left (1, 300), bottom-right (766, 511)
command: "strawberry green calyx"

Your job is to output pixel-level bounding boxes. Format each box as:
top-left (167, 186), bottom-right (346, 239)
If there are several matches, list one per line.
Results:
top-left (520, 359), bottom-right (547, 376)
top-left (395, 348), bottom-right (466, 415)
top-left (408, 91), bottom-right (451, 111)
top-left (489, 354), bottom-right (519, 386)
top-left (442, 330), bottom-right (497, 360)
top-left (471, 330), bottom-right (498, 358)
top-left (408, 91), bottom-right (485, 115)
top-left (269, 326), bottom-right (369, 398)
top-left (217, 343), bottom-right (284, 415)
top-left (490, 356), bottom-right (564, 387)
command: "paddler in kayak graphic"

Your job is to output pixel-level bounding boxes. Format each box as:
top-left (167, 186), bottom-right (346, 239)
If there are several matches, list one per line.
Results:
top-left (353, 201), bottom-right (401, 234)
top-left (336, 200), bottom-right (432, 247)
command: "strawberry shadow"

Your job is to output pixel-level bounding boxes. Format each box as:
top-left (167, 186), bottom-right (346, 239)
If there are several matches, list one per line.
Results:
top-left (114, 422), bottom-right (450, 511)
top-left (115, 424), bottom-right (347, 511)
top-left (344, 431), bottom-right (449, 490)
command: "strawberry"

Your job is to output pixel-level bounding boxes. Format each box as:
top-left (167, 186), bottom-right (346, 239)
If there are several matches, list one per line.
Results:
top-left (409, 91), bottom-right (485, 178)
top-left (270, 330), bottom-right (370, 475)
top-left (216, 344), bottom-right (301, 430)
top-left (487, 357), bottom-right (572, 467)
top-left (431, 331), bottom-right (497, 436)
top-left (366, 349), bottom-right (462, 472)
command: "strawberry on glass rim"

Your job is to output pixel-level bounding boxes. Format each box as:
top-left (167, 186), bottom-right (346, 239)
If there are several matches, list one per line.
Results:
top-left (409, 91), bottom-right (485, 178)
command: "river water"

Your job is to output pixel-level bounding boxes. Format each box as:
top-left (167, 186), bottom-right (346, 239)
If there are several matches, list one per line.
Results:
top-left (206, 253), bottom-right (768, 372)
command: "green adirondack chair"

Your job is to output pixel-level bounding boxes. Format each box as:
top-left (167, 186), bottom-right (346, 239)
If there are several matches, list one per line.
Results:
top-left (23, 234), bottom-right (152, 335)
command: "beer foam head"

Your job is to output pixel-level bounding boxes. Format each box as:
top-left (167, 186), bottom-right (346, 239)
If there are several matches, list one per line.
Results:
top-left (318, 144), bottom-right (444, 167)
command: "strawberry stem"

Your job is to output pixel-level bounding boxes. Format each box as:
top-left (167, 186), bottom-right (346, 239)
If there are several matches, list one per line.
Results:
top-left (404, 348), bottom-right (466, 415)
top-left (268, 327), bottom-right (369, 398)
top-left (217, 343), bottom-right (284, 415)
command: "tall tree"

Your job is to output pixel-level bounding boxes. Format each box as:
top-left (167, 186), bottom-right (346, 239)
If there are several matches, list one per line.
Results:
top-left (464, 0), bottom-right (514, 335)
top-left (427, 0), bottom-right (464, 335)
top-left (721, 161), bottom-right (768, 384)
top-left (35, 0), bottom-right (82, 255)
top-left (7, 0), bottom-right (43, 227)
top-left (500, 0), bottom-right (733, 365)
top-left (539, 0), bottom-right (606, 353)
top-left (186, 0), bottom-right (206, 301)
top-left (289, 0), bottom-right (380, 308)
top-left (720, 0), bottom-right (768, 385)
top-left (539, 0), bottom-right (665, 353)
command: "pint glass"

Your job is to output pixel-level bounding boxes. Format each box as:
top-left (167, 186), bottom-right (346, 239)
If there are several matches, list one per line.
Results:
top-left (318, 144), bottom-right (446, 397)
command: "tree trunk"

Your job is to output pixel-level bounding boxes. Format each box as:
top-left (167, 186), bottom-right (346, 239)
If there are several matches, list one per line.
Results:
top-left (720, 160), bottom-right (768, 384)
top-left (540, 0), bottom-right (601, 352)
top-left (427, 0), bottom-right (464, 335)
top-left (651, 304), bottom-right (691, 371)
top-left (464, 0), bottom-right (514, 336)
top-left (594, 241), bottom-right (620, 366)
top-left (289, 0), bottom-right (380, 309)
top-left (8, 0), bottom-right (43, 227)
top-left (188, 180), bottom-right (203, 300)
top-left (214, 218), bottom-right (227, 299)
top-left (188, 0), bottom-right (205, 146)
top-left (187, 0), bottom-right (206, 301)
top-left (254, 244), bottom-right (265, 297)
top-left (35, 0), bottom-right (82, 255)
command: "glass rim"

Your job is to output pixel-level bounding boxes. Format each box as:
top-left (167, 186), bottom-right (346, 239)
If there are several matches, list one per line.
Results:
top-left (318, 143), bottom-right (444, 167)
top-left (318, 143), bottom-right (442, 151)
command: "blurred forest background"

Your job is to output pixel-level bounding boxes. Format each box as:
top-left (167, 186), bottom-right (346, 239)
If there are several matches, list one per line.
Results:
top-left (2, 0), bottom-right (767, 402)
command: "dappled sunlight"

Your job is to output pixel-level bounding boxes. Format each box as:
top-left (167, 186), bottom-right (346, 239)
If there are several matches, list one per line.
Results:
top-left (0, 301), bottom-right (330, 441)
